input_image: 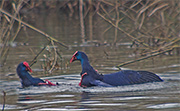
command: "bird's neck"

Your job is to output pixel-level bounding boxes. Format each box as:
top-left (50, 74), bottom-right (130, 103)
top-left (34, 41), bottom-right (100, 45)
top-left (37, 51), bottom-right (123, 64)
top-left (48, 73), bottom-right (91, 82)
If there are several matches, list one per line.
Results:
top-left (19, 71), bottom-right (33, 81)
top-left (81, 59), bottom-right (92, 71)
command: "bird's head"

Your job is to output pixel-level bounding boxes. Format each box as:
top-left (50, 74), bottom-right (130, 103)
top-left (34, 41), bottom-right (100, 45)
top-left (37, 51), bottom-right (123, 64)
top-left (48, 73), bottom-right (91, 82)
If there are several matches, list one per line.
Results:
top-left (70, 51), bottom-right (89, 63)
top-left (17, 61), bottom-right (32, 73)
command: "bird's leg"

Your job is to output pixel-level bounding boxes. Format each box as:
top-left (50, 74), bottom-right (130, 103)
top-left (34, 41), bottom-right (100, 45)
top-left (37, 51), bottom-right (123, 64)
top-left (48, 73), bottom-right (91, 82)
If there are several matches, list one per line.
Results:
top-left (45, 79), bottom-right (56, 86)
top-left (79, 72), bottom-right (87, 87)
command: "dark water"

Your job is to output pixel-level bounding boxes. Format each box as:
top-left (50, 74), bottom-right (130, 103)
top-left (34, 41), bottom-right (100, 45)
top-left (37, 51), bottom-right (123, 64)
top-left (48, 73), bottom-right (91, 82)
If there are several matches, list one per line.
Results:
top-left (0, 11), bottom-right (180, 111)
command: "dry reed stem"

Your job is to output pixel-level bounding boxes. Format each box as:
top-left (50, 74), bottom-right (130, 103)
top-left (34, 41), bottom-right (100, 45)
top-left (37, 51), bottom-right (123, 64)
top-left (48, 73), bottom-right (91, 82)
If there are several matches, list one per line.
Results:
top-left (137, 0), bottom-right (161, 19)
top-left (102, 25), bottom-right (112, 36)
top-left (101, 0), bottom-right (114, 6)
top-left (0, 1), bottom-right (23, 65)
top-left (99, 4), bottom-right (113, 20)
top-left (0, 0), bottom-right (5, 9)
top-left (138, 12), bottom-right (145, 29)
top-left (148, 3), bottom-right (169, 17)
top-left (130, 0), bottom-right (142, 9)
top-left (89, 0), bottom-right (93, 41)
top-left (0, 9), bottom-right (68, 48)
top-left (48, 40), bottom-right (58, 73)
top-left (11, 19), bottom-right (22, 42)
top-left (114, 0), bottom-right (119, 44)
top-left (97, 12), bottom-right (149, 47)
top-left (79, 0), bottom-right (86, 43)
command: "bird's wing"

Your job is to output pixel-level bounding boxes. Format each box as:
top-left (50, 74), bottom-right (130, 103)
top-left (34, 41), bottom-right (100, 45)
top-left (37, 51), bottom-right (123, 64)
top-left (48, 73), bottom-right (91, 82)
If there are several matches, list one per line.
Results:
top-left (122, 70), bottom-right (163, 83)
top-left (103, 70), bottom-right (163, 86)
top-left (103, 70), bottom-right (144, 86)
top-left (116, 70), bottom-right (162, 84)
top-left (90, 80), bottom-right (112, 87)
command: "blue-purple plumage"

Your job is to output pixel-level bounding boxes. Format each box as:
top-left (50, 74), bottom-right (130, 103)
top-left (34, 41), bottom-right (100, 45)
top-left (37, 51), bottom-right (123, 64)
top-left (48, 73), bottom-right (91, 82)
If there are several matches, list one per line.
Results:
top-left (70, 51), bottom-right (163, 87)
top-left (16, 62), bottom-right (56, 87)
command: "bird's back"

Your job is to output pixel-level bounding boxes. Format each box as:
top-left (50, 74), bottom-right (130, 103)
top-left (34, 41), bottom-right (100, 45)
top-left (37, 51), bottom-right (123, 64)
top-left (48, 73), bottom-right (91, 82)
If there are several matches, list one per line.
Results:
top-left (21, 77), bottom-right (45, 87)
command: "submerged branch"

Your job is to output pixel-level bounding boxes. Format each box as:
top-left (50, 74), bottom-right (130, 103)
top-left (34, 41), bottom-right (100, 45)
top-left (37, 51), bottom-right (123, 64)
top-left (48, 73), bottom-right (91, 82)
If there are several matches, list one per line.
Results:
top-left (30, 41), bottom-right (51, 67)
top-left (116, 47), bottom-right (174, 69)
top-left (2, 90), bottom-right (6, 111)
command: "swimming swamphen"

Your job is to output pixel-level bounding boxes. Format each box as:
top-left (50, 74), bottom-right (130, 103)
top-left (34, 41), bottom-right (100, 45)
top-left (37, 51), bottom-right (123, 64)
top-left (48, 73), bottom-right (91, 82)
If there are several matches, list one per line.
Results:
top-left (16, 61), bottom-right (56, 87)
top-left (70, 51), bottom-right (163, 87)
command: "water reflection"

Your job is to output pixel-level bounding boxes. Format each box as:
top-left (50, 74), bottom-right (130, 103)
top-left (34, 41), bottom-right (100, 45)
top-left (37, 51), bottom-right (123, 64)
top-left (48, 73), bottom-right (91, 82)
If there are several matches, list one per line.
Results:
top-left (80, 91), bottom-right (91, 101)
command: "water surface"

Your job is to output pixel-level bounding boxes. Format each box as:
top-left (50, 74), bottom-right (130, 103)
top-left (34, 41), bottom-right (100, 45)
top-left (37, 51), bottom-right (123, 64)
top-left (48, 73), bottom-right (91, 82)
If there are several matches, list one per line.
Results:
top-left (0, 10), bottom-right (180, 111)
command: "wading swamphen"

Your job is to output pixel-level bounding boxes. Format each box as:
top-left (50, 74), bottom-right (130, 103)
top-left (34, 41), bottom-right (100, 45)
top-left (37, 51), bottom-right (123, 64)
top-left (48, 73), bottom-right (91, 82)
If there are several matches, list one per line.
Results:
top-left (16, 62), bottom-right (56, 87)
top-left (70, 51), bottom-right (163, 87)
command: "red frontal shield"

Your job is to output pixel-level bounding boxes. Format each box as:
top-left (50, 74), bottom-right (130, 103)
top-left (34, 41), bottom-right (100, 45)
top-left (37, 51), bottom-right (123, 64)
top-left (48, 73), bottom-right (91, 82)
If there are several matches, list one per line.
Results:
top-left (23, 61), bottom-right (32, 72)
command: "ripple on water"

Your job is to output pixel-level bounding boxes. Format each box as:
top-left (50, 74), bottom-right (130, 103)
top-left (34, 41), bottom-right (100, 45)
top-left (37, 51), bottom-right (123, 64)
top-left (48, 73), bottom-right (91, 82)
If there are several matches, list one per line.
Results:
top-left (17, 100), bottom-right (47, 104)
top-left (81, 103), bottom-right (127, 106)
top-left (38, 108), bottom-right (103, 111)
top-left (111, 96), bottom-right (169, 101)
top-left (81, 82), bottom-right (166, 93)
top-left (51, 95), bottom-right (75, 98)
top-left (1, 73), bottom-right (179, 96)
top-left (15, 72), bottom-right (180, 95)
top-left (42, 100), bottom-right (75, 105)
top-left (147, 103), bottom-right (180, 109)
top-left (0, 104), bottom-right (22, 110)
top-left (18, 81), bottom-right (165, 95)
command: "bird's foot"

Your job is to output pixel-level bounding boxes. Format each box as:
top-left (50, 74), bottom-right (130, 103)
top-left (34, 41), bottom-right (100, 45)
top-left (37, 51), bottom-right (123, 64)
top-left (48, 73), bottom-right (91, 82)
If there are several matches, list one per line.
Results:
top-left (38, 79), bottom-right (56, 86)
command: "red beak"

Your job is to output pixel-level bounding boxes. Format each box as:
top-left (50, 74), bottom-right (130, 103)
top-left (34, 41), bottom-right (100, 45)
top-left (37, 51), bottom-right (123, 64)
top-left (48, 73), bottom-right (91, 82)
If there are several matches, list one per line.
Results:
top-left (70, 51), bottom-right (78, 63)
top-left (70, 56), bottom-right (77, 63)
top-left (23, 61), bottom-right (32, 72)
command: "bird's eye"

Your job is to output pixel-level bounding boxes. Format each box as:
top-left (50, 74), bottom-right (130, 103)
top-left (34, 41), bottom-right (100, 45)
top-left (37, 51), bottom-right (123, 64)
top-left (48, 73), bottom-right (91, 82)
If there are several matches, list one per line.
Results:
top-left (75, 53), bottom-right (78, 56)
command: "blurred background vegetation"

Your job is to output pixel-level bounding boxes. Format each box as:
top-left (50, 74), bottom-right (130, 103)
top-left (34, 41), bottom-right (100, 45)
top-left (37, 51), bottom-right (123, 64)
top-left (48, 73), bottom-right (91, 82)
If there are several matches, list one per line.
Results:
top-left (0, 0), bottom-right (179, 72)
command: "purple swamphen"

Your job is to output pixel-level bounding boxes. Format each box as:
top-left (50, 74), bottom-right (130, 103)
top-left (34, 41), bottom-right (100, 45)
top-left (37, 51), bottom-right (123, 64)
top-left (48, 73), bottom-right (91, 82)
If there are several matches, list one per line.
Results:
top-left (16, 61), bottom-right (56, 87)
top-left (70, 51), bottom-right (163, 87)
